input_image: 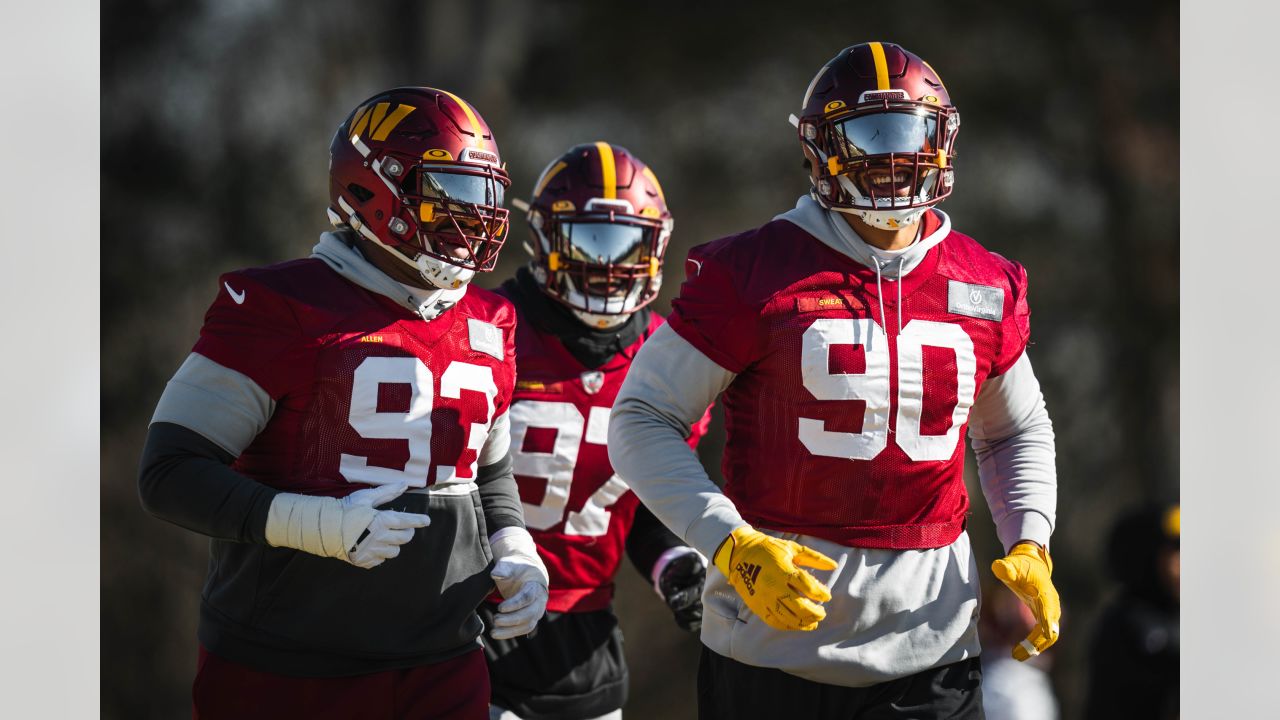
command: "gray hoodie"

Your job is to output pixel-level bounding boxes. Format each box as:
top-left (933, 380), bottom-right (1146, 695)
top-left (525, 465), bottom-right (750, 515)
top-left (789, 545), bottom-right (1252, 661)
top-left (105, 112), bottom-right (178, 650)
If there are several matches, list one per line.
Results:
top-left (608, 196), bottom-right (1056, 687)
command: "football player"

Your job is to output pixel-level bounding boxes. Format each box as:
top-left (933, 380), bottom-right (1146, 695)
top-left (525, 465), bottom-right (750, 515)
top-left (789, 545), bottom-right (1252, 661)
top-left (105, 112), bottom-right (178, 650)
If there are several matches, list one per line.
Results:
top-left (138, 86), bottom-right (549, 720)
top-left (609, 43), bottom-right (1062, 719)
top-left (481, 142), bottom-right (711, 720)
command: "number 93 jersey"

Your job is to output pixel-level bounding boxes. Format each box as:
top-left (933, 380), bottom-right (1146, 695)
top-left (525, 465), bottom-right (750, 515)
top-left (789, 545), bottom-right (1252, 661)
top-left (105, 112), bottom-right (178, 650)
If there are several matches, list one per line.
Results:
top-left (667, 212), bottom-right (1029, 550)
top-left (493, 292), bottom-right (711, 613)
top-left (193, 258), bottom-right (517, 496)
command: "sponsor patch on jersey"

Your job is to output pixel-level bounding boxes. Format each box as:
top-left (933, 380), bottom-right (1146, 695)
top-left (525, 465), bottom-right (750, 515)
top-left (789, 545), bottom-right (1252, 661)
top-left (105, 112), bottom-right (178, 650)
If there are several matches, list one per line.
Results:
top-left (515, 379), bottom-right (563, 393)
top-left (467, 318), bottom-right (504, 359)
top-left (947, 280), bottom-right (1004, 321)
top-left (796, 292), bottom-right (866, 314)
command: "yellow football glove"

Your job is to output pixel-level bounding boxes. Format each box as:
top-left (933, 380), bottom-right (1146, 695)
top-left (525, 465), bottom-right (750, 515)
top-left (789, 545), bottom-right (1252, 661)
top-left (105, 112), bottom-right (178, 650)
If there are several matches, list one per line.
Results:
top-left (713, 526), bottom-right (838, 632)
top-left (991, 541), bottom-right (1062, 661)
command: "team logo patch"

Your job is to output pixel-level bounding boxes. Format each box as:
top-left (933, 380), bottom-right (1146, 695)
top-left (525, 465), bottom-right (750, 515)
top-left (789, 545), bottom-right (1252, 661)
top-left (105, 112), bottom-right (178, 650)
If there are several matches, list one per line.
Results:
top-left (947, 280), bottom-right (1004, 321)
top-left (580, 370), bottom-right (605, 395)
top-left (796, 293), bottom-right (865, 313)
top-left (467, 318), bottom-right (503, 359)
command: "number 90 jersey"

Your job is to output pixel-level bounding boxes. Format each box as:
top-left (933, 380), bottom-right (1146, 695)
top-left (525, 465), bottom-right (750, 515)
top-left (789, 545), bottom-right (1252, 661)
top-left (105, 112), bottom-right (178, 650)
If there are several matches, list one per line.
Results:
top-left (193, 258), bottom-right (517, 495)
top-left (667, 213), bottom-right (1029, 550)
top-left (493, 289), bottom-right (711, 613)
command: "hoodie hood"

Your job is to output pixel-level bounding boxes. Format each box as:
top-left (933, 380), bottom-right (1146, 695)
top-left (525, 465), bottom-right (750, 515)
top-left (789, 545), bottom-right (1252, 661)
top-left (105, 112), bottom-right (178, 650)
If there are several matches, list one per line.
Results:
top-left (311, 230), bottom-right (466, 321)
top-left (774, 194), bottom-right (950, 279)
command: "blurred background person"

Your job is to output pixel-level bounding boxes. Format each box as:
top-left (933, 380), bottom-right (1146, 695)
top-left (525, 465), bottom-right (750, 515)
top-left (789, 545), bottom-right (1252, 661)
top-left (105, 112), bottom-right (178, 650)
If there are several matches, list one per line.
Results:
top-left (1084, 503), bottom-right (1179, 720)
top-left (980, 580), bottom-right (1061, 720)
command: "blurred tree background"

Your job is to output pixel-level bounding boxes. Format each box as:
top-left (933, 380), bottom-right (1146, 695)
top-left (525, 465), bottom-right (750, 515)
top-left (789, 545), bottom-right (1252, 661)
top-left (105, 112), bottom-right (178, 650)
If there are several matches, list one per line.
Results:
top-left (102, 0), bottom-right (1177, 717)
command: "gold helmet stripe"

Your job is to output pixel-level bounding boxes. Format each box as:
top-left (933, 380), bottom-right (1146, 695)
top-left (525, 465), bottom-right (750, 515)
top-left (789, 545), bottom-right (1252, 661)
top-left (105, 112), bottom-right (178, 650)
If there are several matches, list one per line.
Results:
top-left (438, 89), bottom-right (482, 146)
top-left (595, 141), bottom-right (617, 199)
top-left (371, 103), bottom-right (416, 141)
top-left (869, 42), bottom-right (891, 91)
top-left (641, 166), bottom-right (665, 202)
top-left (533, 161), bottom-right (568, 198)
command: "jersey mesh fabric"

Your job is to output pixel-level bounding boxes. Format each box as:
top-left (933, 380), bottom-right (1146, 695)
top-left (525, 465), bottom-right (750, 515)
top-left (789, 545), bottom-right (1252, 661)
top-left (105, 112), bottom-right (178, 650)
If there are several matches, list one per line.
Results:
top-left (494, 283), bottom-right (711, 612)
top-left (194, 258), bottom-right (517, 496)
top-left (668, 219), bottom-right (1029, 549)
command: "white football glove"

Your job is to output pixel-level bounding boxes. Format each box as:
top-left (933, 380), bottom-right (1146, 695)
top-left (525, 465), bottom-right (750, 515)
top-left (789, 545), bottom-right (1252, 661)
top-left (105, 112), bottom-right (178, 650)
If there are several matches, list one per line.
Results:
top-left (264, 482), bottom-right (430, 569)
top-left (488, 527), bottom-right (549, 640)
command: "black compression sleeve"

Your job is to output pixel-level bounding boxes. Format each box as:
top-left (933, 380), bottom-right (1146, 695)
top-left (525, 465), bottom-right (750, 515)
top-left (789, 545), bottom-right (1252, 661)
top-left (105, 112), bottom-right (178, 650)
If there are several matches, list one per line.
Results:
top-left (475, 450), bottom-right (525, 534)
top-left (626, 502), bottom-right (688, 579)
top-left (137, 421), bottom-right (279, 544)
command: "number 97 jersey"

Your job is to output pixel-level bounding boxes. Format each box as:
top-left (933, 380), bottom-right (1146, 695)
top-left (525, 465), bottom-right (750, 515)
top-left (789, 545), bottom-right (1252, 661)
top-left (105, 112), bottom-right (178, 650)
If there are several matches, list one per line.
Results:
top-left (667, 213), bottom-right (1030, 550)
top-left (494, 293), bottom-right (711, 613)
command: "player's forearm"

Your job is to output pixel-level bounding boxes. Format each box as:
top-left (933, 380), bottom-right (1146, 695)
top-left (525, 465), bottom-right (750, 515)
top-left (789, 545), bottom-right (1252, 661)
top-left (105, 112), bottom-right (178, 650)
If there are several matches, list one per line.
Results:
top-left (608, 326), bottom-right (746, 559)
top-left (626, 502), bottom-right (689, 580)
top-left (138, 421), bottom-right (279, 543)
top-left (969, 352), bottom-right (1058, 551)
top-left (975, 426), bottom-right (1056, 551)
top-left (475, 451), bottom-right (525, 533)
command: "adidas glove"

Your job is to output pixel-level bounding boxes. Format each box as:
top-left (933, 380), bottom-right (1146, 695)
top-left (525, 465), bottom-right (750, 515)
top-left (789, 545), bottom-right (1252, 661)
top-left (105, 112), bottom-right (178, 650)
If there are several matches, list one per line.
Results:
top-left (653, 547), bottom-right (707, 633)
top-left (992, 541), bottom-right (1062, 661)
top-left (264, 482), bottom-right (430, 569)
top-left (713, 526), bottom-right (838, 632)
top-left (488, 527), bottom-right (550, 641)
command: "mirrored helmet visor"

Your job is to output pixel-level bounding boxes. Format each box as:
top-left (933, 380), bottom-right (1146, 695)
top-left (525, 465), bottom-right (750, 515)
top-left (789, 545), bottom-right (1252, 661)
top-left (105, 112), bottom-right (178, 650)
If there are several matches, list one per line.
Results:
top-left (420, 167), bottom-right (505, 208)
top-left (834, 111), bottom-right (938, 158)
top-left (558, 222), bottom-right (649, 265)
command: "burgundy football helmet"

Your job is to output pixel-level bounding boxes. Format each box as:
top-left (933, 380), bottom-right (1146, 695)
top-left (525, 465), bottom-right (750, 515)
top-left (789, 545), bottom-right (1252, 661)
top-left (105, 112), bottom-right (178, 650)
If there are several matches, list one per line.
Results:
top-left (520, 142), bottom-right (672, 327)
top-left (793, 42), bottom-right (960, 230)
top-left (328, 86), bottom-right (510, 289)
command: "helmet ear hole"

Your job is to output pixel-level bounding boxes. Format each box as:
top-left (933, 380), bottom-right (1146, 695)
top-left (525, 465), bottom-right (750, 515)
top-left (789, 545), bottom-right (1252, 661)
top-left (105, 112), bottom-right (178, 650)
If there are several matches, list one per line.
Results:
top-left (346, 183), bottom-right (375, 203)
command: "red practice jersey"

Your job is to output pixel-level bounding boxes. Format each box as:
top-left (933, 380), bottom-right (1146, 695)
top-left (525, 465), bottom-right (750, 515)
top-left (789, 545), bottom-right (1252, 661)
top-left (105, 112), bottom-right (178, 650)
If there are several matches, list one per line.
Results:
top-left (193, 258), bottom-right (517, 495)
top-left (494, 291), bottom-right (711, 612)
top-left (667, 212), bottom-right (1029, 550)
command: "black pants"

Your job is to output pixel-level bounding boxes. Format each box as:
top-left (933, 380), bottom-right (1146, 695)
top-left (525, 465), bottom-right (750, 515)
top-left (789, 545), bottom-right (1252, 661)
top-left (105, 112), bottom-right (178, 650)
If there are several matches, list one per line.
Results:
top-left (698, 647), bottom-right (984, 720)
top-left (480, 604), bottom-right (627, 720)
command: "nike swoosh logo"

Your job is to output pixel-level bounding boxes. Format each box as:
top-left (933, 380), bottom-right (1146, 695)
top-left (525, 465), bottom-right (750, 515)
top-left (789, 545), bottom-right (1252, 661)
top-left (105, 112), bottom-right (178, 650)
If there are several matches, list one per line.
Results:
top-left (687, 259), bottom-right (703, 275)
top-left (224, 281), bottom-right (246, 305)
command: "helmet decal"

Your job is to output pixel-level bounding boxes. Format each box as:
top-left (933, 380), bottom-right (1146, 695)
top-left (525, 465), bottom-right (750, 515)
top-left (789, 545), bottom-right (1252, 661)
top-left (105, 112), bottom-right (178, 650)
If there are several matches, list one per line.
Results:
top-left (328, 87), bottom-right (510, 290)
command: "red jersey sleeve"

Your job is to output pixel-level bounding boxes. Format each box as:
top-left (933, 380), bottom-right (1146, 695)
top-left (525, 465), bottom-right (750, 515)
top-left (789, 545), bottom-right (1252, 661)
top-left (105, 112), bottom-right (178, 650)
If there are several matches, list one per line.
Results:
top-left (991, 259), bottom-right (1031, 376)
top-left (192, 271), bottom-right (310, 399)
top-left (667, 246), bottom-right (759, 373)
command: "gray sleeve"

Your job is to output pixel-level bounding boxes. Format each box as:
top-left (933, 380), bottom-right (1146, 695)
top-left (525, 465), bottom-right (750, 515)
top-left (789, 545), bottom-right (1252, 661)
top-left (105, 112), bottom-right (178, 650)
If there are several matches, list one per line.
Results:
top-left (475, 448), bottom-right (524, 533)
top-left (968, 351), bottom-right (1058, 552)
top-left (477, 410), bottom-right (510, 467)
top-left (607, 324), bottom-right (747, 559)
top-left (151, 352), bottom-right (275, 455)
top-left (140, 353), bottom-right (280, 542)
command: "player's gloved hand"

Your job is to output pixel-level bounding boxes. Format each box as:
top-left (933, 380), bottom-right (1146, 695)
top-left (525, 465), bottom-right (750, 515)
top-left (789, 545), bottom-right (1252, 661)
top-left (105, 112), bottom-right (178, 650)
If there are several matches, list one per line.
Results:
top-left (713, 525), bottom-right (838, 632)
top-left (991, 541), bottom-right (1062, 661)
top-left (488, 527), bottom-right (550, 640)
top-left (654, 548), bottom-right (707, 633)
top-left (264, 482), bottom-right (431, 569)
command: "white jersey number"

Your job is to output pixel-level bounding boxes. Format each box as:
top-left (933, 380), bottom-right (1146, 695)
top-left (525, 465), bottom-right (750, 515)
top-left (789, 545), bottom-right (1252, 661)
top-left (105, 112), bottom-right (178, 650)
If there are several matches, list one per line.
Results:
top-left (339, 357), bottom-right (497, 487)
top-left (800, 318), bottom-right (976, 462)
top-left (509, 402), bottom-right (629, 536)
